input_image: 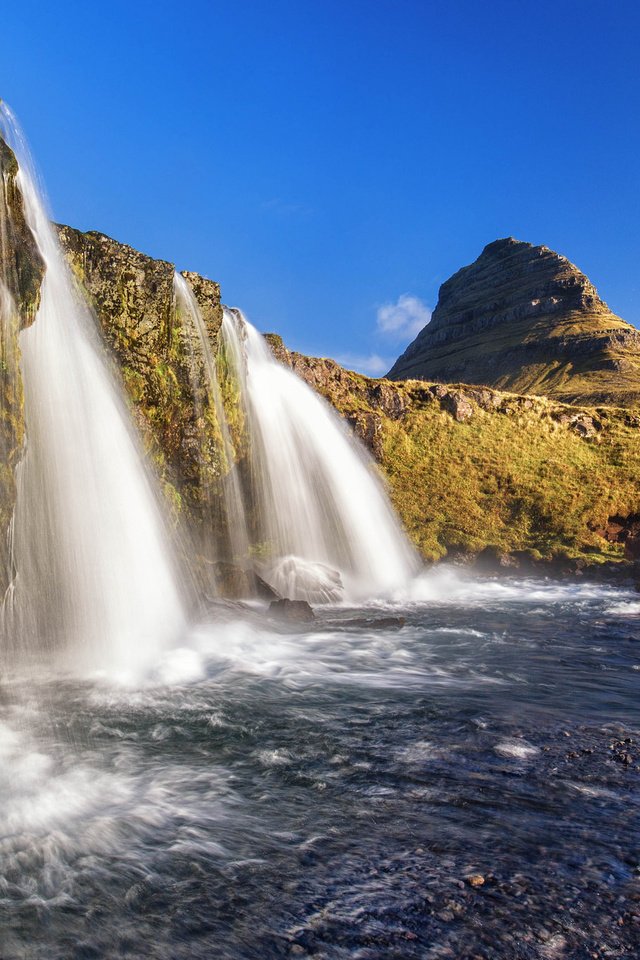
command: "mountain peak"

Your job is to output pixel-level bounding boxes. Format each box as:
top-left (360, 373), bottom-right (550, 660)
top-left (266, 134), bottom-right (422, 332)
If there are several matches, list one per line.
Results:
top-left (387, 238), bottom-right (640, 405)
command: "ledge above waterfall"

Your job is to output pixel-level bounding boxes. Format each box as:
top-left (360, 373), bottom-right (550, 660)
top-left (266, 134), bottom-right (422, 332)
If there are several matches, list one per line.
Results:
top-left (0, 134), bottom-right (45, 325)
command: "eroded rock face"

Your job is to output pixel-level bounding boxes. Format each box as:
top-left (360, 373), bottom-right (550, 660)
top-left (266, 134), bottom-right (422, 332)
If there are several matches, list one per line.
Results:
top-left (0, 136), bottom-right (46, 593)
top-left (387, 237), bottom-right (640, 406)
top-left (0, 136), bottom-right (45, 325)
top-left (56, 225), bottom-right (224, 540)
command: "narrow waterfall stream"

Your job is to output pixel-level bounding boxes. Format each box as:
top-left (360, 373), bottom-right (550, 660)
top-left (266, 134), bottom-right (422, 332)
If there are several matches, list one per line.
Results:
top-left (0, 104), bottom-right (186, 677)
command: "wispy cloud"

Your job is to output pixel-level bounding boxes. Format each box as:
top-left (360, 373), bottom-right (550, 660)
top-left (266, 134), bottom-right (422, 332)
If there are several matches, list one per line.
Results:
top-left (376, 294), bottom-right (431, 341)
top-left (334, 352), bottom-right (393, 376)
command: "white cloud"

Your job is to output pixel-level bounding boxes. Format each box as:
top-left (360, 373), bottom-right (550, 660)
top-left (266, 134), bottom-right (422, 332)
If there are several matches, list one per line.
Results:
top-left (334, 352), bottom-right (392, 376)
top-left (376, 294), bottom-right (431, 340)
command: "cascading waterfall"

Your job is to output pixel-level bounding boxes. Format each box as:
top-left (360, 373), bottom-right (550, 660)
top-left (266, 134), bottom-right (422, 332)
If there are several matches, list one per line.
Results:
top-left (173, 272), bottom-right (250, 582)
top-left (218, 308), bottom-right (419, 601)
top-left (0, 104), bottom-right (186, 675)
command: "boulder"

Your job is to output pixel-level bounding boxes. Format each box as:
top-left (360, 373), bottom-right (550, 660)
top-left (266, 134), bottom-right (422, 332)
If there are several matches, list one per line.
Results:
top-left (268, 598), bottom-right (315, 622)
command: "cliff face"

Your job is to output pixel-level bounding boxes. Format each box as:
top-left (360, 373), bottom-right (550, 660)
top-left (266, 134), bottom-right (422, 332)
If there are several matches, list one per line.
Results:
top-left (0, 137), bottom-right (45, 325)
top-left (0, 136), bottom-right (45, 592)
top-left (43, 226), bottom-right (640, 570)
top-left (387, 238), bottom-right (640, 406)
top-left (55, 225), bottom-right (224, 546)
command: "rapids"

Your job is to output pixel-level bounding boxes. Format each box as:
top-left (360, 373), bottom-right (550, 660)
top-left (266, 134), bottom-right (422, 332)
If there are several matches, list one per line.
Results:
top-left (0, 576), bottom-right (638, 959)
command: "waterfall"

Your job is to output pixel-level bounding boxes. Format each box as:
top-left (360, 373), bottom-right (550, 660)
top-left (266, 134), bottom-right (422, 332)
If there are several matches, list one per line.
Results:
top-left (0, 104), bottom-right (186, 675)
top-left (173, 272), bottom-right (250, 584)
top-left (216, 307), bottom-right (419, 601)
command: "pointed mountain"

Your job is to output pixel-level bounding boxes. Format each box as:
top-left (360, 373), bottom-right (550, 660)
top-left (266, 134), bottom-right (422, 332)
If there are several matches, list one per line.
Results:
top-left (387, 238), bottom-right (640, 405)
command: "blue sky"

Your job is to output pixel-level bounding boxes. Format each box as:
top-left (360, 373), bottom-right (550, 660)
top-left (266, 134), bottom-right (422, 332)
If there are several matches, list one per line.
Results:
top-left (3, 0), bottom-right (640, 373)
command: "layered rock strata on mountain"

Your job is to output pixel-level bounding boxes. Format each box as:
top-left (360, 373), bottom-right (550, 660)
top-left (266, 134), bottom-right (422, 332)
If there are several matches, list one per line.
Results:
top-left (387, 238), bottom-right (640, 406)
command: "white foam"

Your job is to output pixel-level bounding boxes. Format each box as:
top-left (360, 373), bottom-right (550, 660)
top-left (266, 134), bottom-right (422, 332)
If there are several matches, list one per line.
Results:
top-left (494, 739), bottom-right (540, 760)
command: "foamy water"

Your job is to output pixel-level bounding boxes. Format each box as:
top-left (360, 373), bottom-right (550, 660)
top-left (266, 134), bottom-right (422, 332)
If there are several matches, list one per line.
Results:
top-left (0, 577), bottom-right (638, 959)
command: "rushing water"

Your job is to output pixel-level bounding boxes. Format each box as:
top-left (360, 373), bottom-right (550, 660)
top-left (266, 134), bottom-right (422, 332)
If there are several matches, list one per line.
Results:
top-left (1, 575), bottom-right (639, 960)
top-left (0, 104), bottom-right (186, 677)
top-left (218, 308), bottom-right (419, 602)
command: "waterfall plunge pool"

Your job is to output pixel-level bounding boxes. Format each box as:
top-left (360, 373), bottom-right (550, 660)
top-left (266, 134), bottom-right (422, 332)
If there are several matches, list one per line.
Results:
top-left (1, 574), bottom-right (639, 960)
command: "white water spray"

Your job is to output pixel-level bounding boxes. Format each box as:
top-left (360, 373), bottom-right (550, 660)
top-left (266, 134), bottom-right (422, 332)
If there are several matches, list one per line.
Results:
top-left (0, 104), bottom-right (186, 676)
top-left (219, 308), bottom-right (419, 601)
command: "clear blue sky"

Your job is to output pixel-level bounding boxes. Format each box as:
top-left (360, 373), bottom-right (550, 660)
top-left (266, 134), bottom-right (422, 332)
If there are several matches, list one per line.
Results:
top-left (4, 0), bottom-right (640, 373)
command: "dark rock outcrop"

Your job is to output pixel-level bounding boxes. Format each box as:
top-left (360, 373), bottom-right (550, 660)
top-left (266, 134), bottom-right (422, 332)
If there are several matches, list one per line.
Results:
top-left (268, 598), bottom-right (315, 622)
top-left (590, 513), bottom-right (640, 561)
top-left (387, 238), bottom-right (640, 406)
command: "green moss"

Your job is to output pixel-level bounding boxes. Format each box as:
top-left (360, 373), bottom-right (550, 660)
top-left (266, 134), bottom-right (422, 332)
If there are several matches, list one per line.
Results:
top-left (122, 366), bottom-right (146, 404)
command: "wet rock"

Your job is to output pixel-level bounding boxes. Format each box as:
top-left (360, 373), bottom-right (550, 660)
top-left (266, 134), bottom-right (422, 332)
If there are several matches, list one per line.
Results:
top-left (610, 738), bottom-right (635, 767)
top-left (213, 562), bottom-right (281, 601)
top-left (625, 536), bottom-right (640, 562)
top-left (474, 547), bottom-right (520, 571)
top-left (253, 571), bottom-right (281, 601)
top-left (268, 598), bottom-right (315, 622)
top-left (213, 562), bottom-right (254, 599)
top-left (466, 874), bottom-right (486, 888)
top-left (0, 135), bottom-right (46, 597)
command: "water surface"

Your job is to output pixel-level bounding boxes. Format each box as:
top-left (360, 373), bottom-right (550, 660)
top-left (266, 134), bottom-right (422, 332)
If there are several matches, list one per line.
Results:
top-left (2, 574), bottom-right (639, 959)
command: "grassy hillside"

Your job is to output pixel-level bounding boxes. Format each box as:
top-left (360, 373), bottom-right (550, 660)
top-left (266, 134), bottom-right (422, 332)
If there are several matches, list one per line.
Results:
top-left (274, 342), bottom-right (640, 566)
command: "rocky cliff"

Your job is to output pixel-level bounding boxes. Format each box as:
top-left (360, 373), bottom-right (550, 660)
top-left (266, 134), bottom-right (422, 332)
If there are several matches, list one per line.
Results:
top-left (25, 222), bottom-right (640, 572)
top-left (0, 136), bottom-right (45, 592)
top-left (55, 225), bottom-right (225, 553)
top-left (387, 238), bottom-right (640, 406)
